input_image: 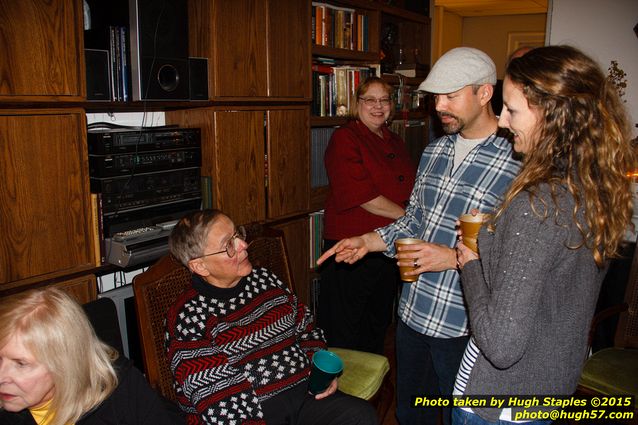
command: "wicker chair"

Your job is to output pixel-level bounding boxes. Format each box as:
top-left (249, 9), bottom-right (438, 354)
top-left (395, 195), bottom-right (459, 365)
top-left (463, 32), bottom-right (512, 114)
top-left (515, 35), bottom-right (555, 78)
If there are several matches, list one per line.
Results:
top-left (575, 242), bottom-right (638, 424)
top-left (132, 223), bottom-right (392, 419)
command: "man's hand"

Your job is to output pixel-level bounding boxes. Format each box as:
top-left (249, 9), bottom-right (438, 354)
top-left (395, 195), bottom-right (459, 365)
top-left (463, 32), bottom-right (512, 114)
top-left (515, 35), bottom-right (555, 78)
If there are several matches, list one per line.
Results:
top-left (396, 241), bottom-right (457, 278)
top-left (316, 236), bottom-right (369, 265)
top-left (313, 378), bottom-right (338, 400)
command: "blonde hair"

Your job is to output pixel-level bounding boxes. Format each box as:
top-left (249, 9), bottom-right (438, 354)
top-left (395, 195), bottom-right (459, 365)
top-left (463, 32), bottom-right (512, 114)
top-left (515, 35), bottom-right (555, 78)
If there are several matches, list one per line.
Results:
top-left (0, 288), bottom-right (118, 425)
top-left (496, 45), bottom-right (636, 267)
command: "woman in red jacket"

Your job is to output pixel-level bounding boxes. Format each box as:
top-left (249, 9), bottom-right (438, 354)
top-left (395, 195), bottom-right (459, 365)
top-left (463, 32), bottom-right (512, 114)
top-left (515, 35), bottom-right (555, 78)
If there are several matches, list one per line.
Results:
top-left (319, 77), bottom-right (417, 353)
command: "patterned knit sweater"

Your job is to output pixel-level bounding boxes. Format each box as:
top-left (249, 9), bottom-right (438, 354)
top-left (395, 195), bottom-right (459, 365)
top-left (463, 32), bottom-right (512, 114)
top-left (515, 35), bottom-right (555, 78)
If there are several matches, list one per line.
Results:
top-left (165, 268), bottom-right (326, 424)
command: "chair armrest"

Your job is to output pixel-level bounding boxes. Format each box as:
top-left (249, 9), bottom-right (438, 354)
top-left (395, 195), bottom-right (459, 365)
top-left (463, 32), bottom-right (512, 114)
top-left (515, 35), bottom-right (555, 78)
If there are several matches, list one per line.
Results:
top-left (587, 302), bottom-right (629, 348)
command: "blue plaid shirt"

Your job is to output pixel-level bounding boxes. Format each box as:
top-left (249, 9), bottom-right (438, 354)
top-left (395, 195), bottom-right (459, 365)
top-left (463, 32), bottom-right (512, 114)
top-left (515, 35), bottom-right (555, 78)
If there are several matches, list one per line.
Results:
top-left (377, 132), bottom-right (521, 338)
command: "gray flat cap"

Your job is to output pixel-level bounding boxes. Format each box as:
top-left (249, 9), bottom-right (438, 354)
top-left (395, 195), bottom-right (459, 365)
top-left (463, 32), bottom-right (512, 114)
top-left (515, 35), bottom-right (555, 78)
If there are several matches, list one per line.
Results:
top-left (418, 47), bottom-right (497, 94)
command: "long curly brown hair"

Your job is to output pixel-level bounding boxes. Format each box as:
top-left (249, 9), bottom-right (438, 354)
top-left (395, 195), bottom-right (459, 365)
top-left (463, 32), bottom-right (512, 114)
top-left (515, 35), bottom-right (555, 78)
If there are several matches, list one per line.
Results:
top-left (494, 45), bottom-right (636, 267)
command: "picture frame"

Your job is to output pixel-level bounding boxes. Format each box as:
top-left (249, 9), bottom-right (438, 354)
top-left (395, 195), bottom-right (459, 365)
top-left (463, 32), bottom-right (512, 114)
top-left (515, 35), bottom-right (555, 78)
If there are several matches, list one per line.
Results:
top-left (506, 31), bottom-right (545, 57)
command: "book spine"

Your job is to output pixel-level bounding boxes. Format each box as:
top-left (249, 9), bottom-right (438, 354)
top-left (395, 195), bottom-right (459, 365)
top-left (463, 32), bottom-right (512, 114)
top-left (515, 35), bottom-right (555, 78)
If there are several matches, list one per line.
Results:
top-left (120, 26), bottom-right (129, 102)
top-left (109, 26), bottom-right (117, 101)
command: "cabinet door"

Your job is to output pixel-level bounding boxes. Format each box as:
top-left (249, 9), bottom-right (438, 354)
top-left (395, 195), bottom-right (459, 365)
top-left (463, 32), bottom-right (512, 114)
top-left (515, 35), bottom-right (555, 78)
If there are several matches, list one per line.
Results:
top-left (52, 274), bottom-right (97, 304)
top-left (267, 108), bottom-right (310, 219)
top-left (211, 0), bottom-right (268, 98)
top-left (266, 0), bottom-right (311, 99)
top-left (0, 110), bottom-right (94, 286)
top-left (273, 218), bottom-right (311, 307)
top-left (213, 111), bottom-right (266, 224)
top-left (0, 0), bottom-right (84, 99)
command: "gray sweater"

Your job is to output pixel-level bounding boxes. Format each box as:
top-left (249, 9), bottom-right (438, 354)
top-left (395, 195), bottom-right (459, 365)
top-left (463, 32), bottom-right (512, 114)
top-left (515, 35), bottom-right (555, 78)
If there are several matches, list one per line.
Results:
top-left (461, 184), bottom-right (606, 421)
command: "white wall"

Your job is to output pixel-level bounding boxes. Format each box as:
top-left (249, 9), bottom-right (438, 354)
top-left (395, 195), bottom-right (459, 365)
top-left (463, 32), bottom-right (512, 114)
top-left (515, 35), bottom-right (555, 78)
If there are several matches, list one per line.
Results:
top-left (86, 111), bottom-right (165, 127)
top-left (547, 0), bottom-right (638, 137)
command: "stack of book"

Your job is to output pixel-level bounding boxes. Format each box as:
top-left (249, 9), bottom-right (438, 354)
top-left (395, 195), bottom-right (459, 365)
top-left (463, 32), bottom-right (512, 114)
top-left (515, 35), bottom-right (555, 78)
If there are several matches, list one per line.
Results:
top-left (312, 63), bottom-right (381, 117)
top-left (309, 210), bottom-right (325, 269)
top-left (108, 26), bottom-right (130, 101)
top-left (311, 127), bottom-right (335, 188)
top-left (312, 2), bottom-right (369, 51)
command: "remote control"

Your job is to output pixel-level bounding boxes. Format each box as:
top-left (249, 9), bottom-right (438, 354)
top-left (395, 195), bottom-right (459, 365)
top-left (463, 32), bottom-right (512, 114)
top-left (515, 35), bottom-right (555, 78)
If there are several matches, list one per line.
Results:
top-left (156, 219), bottom-right (179, 230)
top-left (112, 226), bottom-right (163, 242)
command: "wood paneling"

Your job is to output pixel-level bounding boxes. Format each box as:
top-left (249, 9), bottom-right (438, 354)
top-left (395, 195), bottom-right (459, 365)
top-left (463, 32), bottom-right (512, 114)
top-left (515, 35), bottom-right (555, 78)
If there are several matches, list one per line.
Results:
top-left (213, 110), bottom-right (266, 224)
top-left (0, 110), bottom-right (93, 286)
top-left (211, 0), bottom-right (268, 98)
top-left (0, 0), bottom-right (84, 99)
top-left (0, 274), bottom-right (97, 305)
top-left (273, 218), bottom-right (310, 306)
top-left (188, 0), bottom-right (310, 100)
top-left (267, 108), bottom-right (310, 219)
top-left (435, 0), bottom-right (547, 16)
top-left (52, 274), bottom-right (97, 304)
top-left (266, 0), bottom-right (311, 98)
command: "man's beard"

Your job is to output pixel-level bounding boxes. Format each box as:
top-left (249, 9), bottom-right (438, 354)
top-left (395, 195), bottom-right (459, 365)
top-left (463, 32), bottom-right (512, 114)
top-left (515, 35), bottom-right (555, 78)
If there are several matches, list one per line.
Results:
top-left (438, 112), bottom-right (464, 135)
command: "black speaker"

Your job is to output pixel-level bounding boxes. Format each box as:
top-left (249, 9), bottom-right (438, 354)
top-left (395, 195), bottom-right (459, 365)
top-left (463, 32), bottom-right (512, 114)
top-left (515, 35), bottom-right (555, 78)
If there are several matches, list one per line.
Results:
top-left (85, 49), bottom-right (112, 101)
top-left (189, 57), bottom-right (209, 100)
top-left (129, 0), bottom-right (189, 100)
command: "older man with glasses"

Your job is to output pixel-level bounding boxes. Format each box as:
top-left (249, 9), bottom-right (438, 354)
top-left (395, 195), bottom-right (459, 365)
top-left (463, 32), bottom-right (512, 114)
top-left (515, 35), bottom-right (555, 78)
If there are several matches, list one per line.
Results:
top-left (165, 209), bottom-right (377, 425)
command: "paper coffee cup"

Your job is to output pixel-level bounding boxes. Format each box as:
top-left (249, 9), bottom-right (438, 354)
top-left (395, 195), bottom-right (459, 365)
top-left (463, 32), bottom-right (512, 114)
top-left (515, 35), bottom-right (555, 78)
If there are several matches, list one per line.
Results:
top-left (394, 238), bottom-right (422, 282)
top-left (459, 213), bottom-right (490, 253)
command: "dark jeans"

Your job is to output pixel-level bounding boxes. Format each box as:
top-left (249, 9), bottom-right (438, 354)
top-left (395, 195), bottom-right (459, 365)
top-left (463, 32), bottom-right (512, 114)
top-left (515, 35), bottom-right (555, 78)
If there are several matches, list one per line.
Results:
top-left (318, 240), bottom-right (399, 354)
top-left (396, 320), bottom-right (469, 425)
top-left (261, 381), bottom-right (378, 425)
top-left (452, 408), bottom-right (552, 425)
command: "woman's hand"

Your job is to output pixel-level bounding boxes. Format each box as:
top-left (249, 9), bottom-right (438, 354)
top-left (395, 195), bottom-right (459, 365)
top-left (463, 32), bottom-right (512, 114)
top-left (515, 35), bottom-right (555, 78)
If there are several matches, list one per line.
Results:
top-left (455, 215), bottom-right (480, 269)
top-left (316, 236), bottom-right (369, 265)
top-left (456, 241), bottom-right (479, 269)
top-left (313, 378), bottom-right (338, 400)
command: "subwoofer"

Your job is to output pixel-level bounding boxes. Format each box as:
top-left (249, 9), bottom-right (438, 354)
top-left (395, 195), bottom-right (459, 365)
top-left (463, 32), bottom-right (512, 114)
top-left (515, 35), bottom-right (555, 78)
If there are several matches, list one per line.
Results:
top-left (129, 0), bottom-right (189, 100)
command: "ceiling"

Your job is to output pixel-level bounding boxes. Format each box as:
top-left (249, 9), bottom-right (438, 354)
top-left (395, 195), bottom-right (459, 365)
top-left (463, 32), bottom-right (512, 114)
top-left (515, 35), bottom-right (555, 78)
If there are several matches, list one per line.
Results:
top-left (434, 0), bottom-right (548, 16)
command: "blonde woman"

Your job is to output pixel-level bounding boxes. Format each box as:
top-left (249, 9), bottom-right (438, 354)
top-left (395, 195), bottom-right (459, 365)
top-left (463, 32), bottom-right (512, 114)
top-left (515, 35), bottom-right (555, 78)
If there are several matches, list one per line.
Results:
top-left (0, 288), bottom-right (184, 425)
top-left (454, 45), bottom-right (636, 424)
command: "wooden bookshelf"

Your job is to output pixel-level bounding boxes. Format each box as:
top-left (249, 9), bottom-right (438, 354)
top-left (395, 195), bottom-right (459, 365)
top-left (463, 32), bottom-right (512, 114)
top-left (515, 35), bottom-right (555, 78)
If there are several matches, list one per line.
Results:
top-left (308, 0), bottom-right (431, 217)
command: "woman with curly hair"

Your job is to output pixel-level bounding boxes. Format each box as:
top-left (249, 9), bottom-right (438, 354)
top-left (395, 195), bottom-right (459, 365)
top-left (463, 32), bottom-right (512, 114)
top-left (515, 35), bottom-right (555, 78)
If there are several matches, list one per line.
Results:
top-left (454, 45), bottom-right (636, 424)
top-left (0, 287), bottom-right (184, 425)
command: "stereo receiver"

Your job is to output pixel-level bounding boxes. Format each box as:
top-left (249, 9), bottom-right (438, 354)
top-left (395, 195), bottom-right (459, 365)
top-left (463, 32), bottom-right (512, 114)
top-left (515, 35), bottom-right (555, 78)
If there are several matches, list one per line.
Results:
top-left (89, 148), bottom-right (201, 177)
top-left (88, 127), bottom-right (201, 155)
top-left (91, 167), bottom-right (201, 214)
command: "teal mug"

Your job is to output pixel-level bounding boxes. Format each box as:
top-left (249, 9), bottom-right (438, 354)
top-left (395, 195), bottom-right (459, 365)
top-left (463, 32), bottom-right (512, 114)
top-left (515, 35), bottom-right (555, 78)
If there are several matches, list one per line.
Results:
top-left (308, 350), bottom-right (344, 394)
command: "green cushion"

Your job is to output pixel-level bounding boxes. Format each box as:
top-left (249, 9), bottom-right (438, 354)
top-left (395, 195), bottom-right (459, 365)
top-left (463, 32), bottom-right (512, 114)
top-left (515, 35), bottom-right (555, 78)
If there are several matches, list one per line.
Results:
top-left (579, 348), bottom-right (638, 406)
top-left (330, 347), bottom-right (390, 400)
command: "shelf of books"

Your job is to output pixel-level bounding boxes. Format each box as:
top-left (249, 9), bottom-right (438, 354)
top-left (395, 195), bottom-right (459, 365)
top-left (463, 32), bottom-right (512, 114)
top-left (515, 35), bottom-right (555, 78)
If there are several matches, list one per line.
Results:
top-left (312, 62), bottom-right (381, 118)
top-left (308, 0), bottom-right (431, 225)
top-left (311, 2), bottom-right (379, 54)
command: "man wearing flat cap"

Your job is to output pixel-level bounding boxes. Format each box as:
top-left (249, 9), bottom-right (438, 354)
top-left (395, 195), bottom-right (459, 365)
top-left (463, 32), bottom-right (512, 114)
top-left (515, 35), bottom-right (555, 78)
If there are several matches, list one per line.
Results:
top-left (317, 47), bottom-right (521, 425)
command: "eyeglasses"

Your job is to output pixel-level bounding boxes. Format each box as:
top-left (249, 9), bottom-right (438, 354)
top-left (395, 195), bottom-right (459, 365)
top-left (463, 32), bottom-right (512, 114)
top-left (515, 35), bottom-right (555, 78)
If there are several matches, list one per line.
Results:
top-left (358, 97), bottom-right (392, 107)
top-left (195, 226), bottom-right (247, 259)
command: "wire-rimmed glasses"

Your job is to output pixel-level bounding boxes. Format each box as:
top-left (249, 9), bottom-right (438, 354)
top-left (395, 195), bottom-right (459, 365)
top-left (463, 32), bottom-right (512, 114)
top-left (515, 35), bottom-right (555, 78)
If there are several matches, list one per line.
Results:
top-left (194, 226), bottom-right (247, 259)
top-left (358, 97), bottom-right (392, 107)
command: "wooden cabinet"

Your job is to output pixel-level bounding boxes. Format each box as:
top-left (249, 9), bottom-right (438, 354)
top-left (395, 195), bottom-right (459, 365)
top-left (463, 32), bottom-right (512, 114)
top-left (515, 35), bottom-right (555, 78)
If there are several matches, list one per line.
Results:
top-left (0, 0), bottom-right (316, 302)
top-left (273, 217), bottom-right (311, 305)
top-left (267, 109), bottom-right (311, 219)
top-left (189, 0), bottom-right (311, 100)
top-left (0, 0), bottom-right (84, 100)
top-left (0, 274), bottom-right (97, 305)
top-left (166, 106), bottom-right (310, 225)
top-left (0, 110), bottom-right (95, 290)
top-left (51, 274), bottom-right (97, 304)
